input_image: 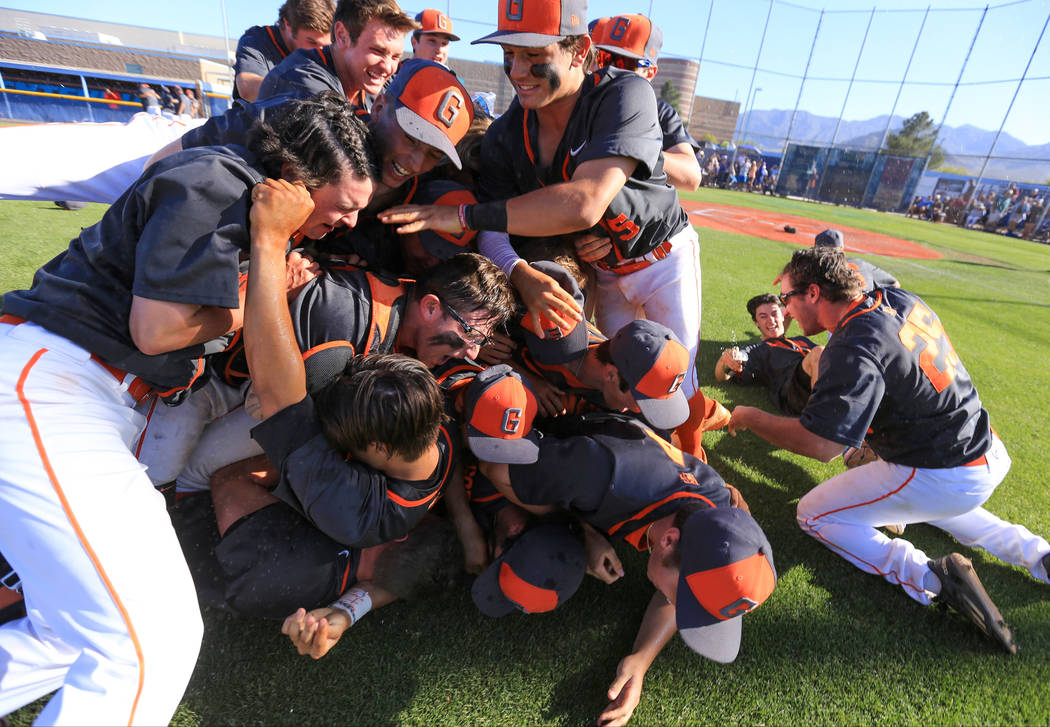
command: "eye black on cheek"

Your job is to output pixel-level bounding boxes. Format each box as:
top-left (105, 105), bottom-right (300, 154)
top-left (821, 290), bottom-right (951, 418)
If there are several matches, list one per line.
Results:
top-left (529, 63), bottom-right (559, 92)
top-left (503, 57), bottom-right (512, 77)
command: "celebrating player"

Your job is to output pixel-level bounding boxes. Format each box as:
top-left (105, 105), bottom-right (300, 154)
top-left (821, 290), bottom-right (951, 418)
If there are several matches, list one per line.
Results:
top-left (729, 248), bottom-right (1050, 653)
top-left (411, 8), bottom-right (459, 66)
top-left (233, 0), bottom-right (336, 102)
top-left (0, 93), bottom-right (374, 724)
top-left (813, 228), bottom-right (900, 291)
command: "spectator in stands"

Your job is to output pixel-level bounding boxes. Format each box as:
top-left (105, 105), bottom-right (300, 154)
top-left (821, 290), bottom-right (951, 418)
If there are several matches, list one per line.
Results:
top-left (136, 83), bottom-right (161, 115)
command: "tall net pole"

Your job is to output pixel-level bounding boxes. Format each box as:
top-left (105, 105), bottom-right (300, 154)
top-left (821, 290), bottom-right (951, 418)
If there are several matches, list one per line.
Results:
top-left (877, 5), bottom-right (931, 152)
top-left (731, 0), bottom-right (775, 173)
top-left (782, 9), bottom-right (824, 162)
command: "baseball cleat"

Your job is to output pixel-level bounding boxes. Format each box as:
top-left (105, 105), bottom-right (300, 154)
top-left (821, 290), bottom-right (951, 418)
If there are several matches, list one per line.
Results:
top-left (929, 553), bottom-right (1017, 654)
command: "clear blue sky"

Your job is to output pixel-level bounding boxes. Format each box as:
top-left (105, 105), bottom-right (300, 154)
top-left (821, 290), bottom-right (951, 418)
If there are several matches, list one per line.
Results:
top-left (3, 0), bottom-right (1048, 146)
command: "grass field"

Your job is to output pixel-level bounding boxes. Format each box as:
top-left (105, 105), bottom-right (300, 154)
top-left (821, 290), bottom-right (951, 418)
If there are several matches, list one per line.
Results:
top-left (3, 189), bottom-right (1049, 726)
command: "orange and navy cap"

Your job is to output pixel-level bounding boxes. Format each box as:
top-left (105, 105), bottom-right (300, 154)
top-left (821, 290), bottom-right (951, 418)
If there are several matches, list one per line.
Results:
top-left (383, 59), bottom-right (474, 169)
top-left (473, 0), bottom-right (587, 48)
top-left (519, 260), bottom-right (587, 365)
top-left (472, 522), bottom-right (586, 616)
top-left (592, 13), bottom-right (662, 61)
top-left (414, 179), bottom-right (477, 259)
top-left (676, 507), bottom-right (776, 662)
top-left (415, 8), bottom-right (460, 40)
top-left (609, 319), bottom-right (689, 429)
top-left (587, 16), bottom-right (609, 38)
top-left (463, 364), bottom-right (540, 464)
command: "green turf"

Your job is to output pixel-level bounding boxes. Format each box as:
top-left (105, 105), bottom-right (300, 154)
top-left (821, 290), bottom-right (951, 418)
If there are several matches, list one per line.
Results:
top-left (3, 190), bottom-right (1049, 726)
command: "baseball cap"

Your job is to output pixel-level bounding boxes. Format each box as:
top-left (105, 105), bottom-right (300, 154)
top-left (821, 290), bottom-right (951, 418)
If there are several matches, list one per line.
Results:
top-left (814, 229), bottom-right (844, 249)
top-left (519, 261), bottom-right (588, 365)
top-left (472, 522), bottom-right (586, 616)
top-left (609, 320), bottom-right (690, 430)
top-left (593, 13), bottom-right (662, 61)
top-left (415, 8), bottom-right (460, 40)
top-left (463, 364), bottom-right (540, 464)
top-left (383, 59), bottom-right (474, 169)
top-left (412, 180), bottom-right (477, 258)
top-left (473, 0), bottom-right (587, 47)
top-left (676, 507), bottom-right (777, 662)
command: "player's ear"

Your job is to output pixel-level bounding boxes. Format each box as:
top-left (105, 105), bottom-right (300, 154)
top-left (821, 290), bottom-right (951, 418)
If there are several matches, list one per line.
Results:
top-left (570, 36), bottom-right (592, 69)
top-left (333, 20), bottom-right (350, 48)
top-left (420, 293), bottom-right (443, 321)
top-left (658, 525), bottom-right (680, 553)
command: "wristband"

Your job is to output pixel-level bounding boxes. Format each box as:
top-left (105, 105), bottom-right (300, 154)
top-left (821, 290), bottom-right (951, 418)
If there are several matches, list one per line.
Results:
top-left (464, 200), bottom-right (508, 232)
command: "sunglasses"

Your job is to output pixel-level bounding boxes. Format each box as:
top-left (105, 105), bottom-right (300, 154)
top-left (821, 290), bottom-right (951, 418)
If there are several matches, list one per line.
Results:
top-left (595, 50), bottom-right (654, 71)
top-left (440, 299), bottom-right (494, 348)
top-left (778, 289), bottom-right (805, 307)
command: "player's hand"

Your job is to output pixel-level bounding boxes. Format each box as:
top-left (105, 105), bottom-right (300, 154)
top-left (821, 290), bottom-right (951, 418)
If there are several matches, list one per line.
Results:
top-left (728, 406), bottom-right (757, 436)
top-left (721, 348), bottom-right (744, 373)
top-left (574, 231), bottom-right (613, 263)
top-left (520, 370), bottom-right (567, 418)
top-left (285, 251), bottom-right (321, 301)
top-left (281, 607), bottom-right (350, 660)
top-left (725, 483), bottom-right (751, 514)
top-left (379, 204), bottom-right (462, 235)
top-left (598, 654), bottom-right (646, 726)
top-left (510, 264), bottom-right (583, 337)
top-left (582, 522), bottom-right (624, 584)
top-left (476, 332), bottom-right (517, 366)
top-left (250, 179), bottom-right (314, 246)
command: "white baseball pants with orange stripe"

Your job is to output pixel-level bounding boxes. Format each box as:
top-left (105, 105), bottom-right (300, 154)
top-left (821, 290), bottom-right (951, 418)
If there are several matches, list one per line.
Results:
top-left (797, 435), bottom-right (1050, 605)
top-left (594, 224), bottom-right (703, 400)
top-left (0, 322), bottom-right (202, 725)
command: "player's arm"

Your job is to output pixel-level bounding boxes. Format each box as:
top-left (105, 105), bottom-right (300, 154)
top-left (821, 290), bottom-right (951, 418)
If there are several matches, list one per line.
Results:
top-left (660, 142), bottom-right (702, 192)
top-left (728, 406), bottom-right (842, 462)
top-left (129, 293), bottom-right (244, 356)
top-left (714, 348), bottom-right (744, 382)
top-left (598, 591), bottom-right (677, 726)
top-left (475, 462), bottom-right (556, 516)
top-left (244, 179), bottom-right (315, 418)
top-left (443, 462), bottom-right (489, 574)
top-left (281, 581), bottom-right (397, 660)
top-left (146, 137), bottom-right (184, 169)
top-left (236, 73), bottom-right (265, 103)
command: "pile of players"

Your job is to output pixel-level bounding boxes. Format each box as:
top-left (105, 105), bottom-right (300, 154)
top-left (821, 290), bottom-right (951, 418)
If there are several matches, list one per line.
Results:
top-left (0, 1), bottom-right (1047, 726)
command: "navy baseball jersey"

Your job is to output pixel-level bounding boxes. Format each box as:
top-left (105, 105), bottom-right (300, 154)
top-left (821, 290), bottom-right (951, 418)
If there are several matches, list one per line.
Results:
top-left (480, 67), bottom-right (689, 262)
top-left (656, 98), bottom-right (699, 153)
top-left (233, 24), bottom-right (291, 101)
top-left (801, 287), bottom-right (991, 467)
top-left (735, 335), bottom-right (818, 416)
top-left (847, 257), bottom-right (899, 292)
top-left (2, 146), bottom-right (263, 401)
top-left (509, 413), bottom-right (731, 550)
top-left (252, 394), bottom-right (458, 547)
top-left (213, 262), bottom-right (407, 391)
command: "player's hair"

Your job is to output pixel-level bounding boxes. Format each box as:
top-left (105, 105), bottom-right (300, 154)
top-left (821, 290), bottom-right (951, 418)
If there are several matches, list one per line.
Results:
top-left (333, 0), bottom-right (418, 43)
top-left (514, 237), bottom-right (589, 295)
top-left (250, 91), bottom-right (380, 188)
top-left (747, 293), bottom-right (780, 321)
top-left (279, 0), bottom-right (336, 34)
top-left (558, 34), bottom-right (594, 69)
top-left (781, 248), bottom-right (863, 304)
top-left (414, 252), bottom-right (516, 329)
top-left (594, 340), bottom-right (631, 392)
top-left (314, 353), bottom-right (445, 461)
top-left (664, 501), bottom-right (708, 569)
top-left (371, 514), bottom-right (464, 599)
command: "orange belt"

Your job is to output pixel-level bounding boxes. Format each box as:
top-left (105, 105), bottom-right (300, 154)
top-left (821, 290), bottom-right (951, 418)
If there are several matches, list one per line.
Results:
top-left (595, 239), bottom-right (673, 276)
top-left (1, 314), bottom-right (153, 404)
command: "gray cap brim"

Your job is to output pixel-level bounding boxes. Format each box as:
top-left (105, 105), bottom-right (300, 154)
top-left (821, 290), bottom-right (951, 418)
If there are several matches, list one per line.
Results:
top-left (678, 613), bottom-right (743, 664)
top-left (467, 428), bottom-right (540, 465)
top-left (636, 390), bottom-right (689, 430)
top-left (593, 42), bottom-right (644, 59)
top-left (473, 30), bottom-right (567, 47)
top-left (394, 105), bottom-right (462, 169)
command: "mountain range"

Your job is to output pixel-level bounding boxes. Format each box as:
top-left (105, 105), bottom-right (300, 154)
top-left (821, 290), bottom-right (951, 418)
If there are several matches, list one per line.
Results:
top-left (736, 110), bottom-right (1050, 183)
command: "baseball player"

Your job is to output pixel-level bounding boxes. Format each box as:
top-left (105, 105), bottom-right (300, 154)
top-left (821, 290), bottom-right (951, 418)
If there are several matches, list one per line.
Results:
top-left (462, 369), bottom-right (775, 727)
top-left (380, 0), bottom-right (706, 429)
top-left (714, 293), bottom-right (823, 416)
top-left (814, 229), bottom-right (900, 291)
top-left (234, 0), bottom-right (336, 102)
top-left (590, 14), bottom-right (702, 191)
top-left (0, 93), bottom-right (375, 724)
top-left (729, 248), bottom-right (1050, 653)
top-left (411, 8), bottom-right (459, 66)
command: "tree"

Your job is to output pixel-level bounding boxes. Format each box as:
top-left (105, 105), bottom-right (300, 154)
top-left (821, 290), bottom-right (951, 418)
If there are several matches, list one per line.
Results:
top-left (700, 132), bottom-right (719, 145)
top-left (885, 111), bottom-right (945, 169)
top-left (659, 80), bottom-right (681, 116)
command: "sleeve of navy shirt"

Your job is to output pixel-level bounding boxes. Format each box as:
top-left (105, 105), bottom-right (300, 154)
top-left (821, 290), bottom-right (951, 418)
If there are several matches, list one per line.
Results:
top-left (179, 100), bottom-right (259, 149)
top-left (234, 27), bottom-right (274, 78)
top-left (656, 98), bottom-right (699, 152)
top-left (508, 434), bottom-right (612, 513)
top-left (577, 73), bottom-right (663, 180)
top-left (131, 153), bottom-right (252, 308)
top-left (800, 343), bottom-right (885, 448)
top-left (252, 396), bottom-right (393, 547)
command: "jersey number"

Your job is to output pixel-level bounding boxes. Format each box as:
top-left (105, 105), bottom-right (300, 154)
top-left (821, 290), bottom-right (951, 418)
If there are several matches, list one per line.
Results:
top-left (601, 213), bottom-right (641, 242)
top-left (897, 302), bottom-right (959, 392)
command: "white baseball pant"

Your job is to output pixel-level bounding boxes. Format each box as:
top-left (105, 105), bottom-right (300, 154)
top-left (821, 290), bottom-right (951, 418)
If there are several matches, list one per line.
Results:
top-left (0, 321), bottom-right (202, 725)
top-left (797, 435), bottom-right (1049, 605)
top-left (0, 113), bottom-right (205, 204)
top-left (594, 224), bottom-right (703, 400)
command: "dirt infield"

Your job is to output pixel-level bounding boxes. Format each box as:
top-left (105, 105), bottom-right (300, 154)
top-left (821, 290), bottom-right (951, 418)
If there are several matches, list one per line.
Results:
top-left (680, 200), bottom-right (942, 260)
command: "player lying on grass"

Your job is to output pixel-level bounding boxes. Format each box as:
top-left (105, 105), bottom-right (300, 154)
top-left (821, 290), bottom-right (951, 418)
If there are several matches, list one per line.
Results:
top-left (729, 248), bottom-right (1050, 654)
top-left (456, 368), bottom-right (775, 727)
top-left (0, 91), bottom-right (373, 725)
top-left (714, 293), bottom-right (823, 416)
